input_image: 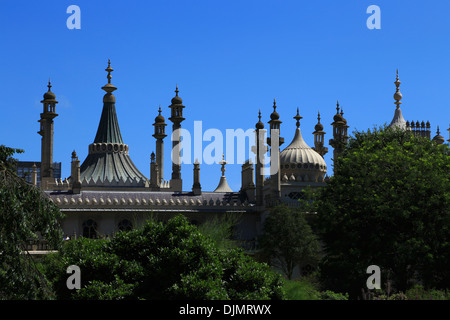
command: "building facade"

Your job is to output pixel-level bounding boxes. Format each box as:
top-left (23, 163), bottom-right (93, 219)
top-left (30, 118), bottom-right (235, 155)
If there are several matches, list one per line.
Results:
top-left (33, 63), bottom-right (449, 244)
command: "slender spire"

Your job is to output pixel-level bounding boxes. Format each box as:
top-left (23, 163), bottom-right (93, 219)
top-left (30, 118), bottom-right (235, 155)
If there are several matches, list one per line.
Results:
top-left (256, 109), bottom-right (264, 129)
top-left (175, 83), bottom-right (179, 96)
top-left (269, 98), bottom-right (280, 122)
top-left (336, 100), bottom-right (340, 113)
top-left (219, 154), bottom-right (226, 177)
top-left (94, 60), bottom-right (123, 144)
top-left (293, 107), bottom-right (303, 128)
top-left (102, 59), bottom-right (117, 94)
top-left (394, 69), bottom-right (402, 109)
top-left (214, 154), bottom-right (233, 192)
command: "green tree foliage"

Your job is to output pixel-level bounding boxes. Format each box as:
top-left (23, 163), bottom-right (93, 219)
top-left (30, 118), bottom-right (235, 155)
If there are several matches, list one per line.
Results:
top-left (258, 205), bottom-right (321, 280)
top-left (314, 126), bottom-right (450, 298)
top-left (0, 145), bottom-right (64, 299)
top-left (42, 215), bottom-right (285, 300)
top-left (197, 213), bottom-right (241, 250)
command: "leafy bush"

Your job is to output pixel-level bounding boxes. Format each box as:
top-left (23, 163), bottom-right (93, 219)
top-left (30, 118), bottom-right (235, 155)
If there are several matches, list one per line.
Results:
top-left (318, 290), bottom-right (349, 300)
top-left (283, 279), bottom-right (320, 300)
top-left (42, 215), bottom-right (285, 300)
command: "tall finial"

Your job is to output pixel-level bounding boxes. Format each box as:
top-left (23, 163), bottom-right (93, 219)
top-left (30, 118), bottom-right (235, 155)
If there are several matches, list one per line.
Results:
top-left (48, 78), bottom-right (52, 91)
top-left (336, 100), bottom-right (340, 113)
top-left (437, 125), bottom-right (441, 135)
top-left (293, 107), bottom-right (303, 128)
top-left (105, 59), bottom-right (113, 84)
top-left (273, 98), bottom-right (277, 110)
top-left (317, 111), bottom-right (321, 123)
top-left (219, 154), bottom-right (227, 177)
top-left (102, 60), bottom-right (117, 94)
top-left (340, 107), bottom-right (344, 116)
top-left (256, 109), bottom-right (264, 129)
top-left (175, 84), bottom-right (179, 96)
top-left (158, 105), bottom-right (162, 115)
top-left (394, 69), bottom-right (402, 109)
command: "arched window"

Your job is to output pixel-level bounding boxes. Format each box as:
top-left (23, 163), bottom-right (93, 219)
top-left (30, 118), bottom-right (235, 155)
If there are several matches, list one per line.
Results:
top-left (118, 219), bottom-right (133, 232)
top-left (82, 219), bottom-right (98, 238)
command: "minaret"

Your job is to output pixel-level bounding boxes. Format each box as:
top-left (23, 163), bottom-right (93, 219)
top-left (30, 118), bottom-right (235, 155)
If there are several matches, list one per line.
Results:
top-left (192, 159), bottom-right (201, 195)
top-left (168, 85), bottom-right (185, 192)
top-left (38, 79), bottom-right (58, 190)
top-left (329, 100), bottom-right (348, 165)
top-left (253, 109), bottom-right (267, 206)
top-left (312, 111), bottom-right (328, 158)
top-left (150, 152), bottom-right (159, 188)
top-left (71, 150), bottom-right (81, 194)
top-left (267, 99), bottom-right (284, 202)
top-left (153, 105), bottom-right (167, 185)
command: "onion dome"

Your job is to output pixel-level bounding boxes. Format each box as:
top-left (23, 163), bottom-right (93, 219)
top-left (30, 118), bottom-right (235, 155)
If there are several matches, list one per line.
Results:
top-left (255, 109), bottom-right (264, 130)
top-left (43, 79), bottom-right (56, 101)
top-left (314, 111), bottom-right (324, 131)
top-left (280, 110), bottom-right (327, 183)
top-left (270, 99), bottom-right (280, 120)
top-left (432, 126), bottom-right (445, 145)
top-left (333, 100), bottom-right (344, 123)
top-left (171, 84), bottom-right (183, 105)
top-left (154, 105), bottom-right (165, 123)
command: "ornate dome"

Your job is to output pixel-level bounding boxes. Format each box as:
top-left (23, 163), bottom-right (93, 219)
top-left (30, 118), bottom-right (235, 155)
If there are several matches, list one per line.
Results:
top-left (280, 127), bottom-right (327, 183)
top-left (314, 122), bottom-right (323, 132)
top-left (154, 106), bottom-right (165, 123)
top-left (171, 85), bottom-right (183, 105)
top-left (43, 80), bottom-right (56, 101)
top-left (43, 90), bottom-right (56, 100)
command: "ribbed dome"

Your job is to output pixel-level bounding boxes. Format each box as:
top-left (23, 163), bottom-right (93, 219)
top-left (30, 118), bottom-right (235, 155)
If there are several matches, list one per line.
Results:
top-left (389, 107), bottom-right (406, 129)
top-left (280, 128), bottom-right (327, 179)
top-left (314, 122), bottom-right (324, 131)
top-left (43, 90), bottom-right (56, 100)
top-left (432, 134), bottom-right (445, 144)
top-left (333, 112), bottom-right (343, 123)
top-left (155, 113), bottom-right (165, 123)
top-left (171, 95), bottom-right (183, 105)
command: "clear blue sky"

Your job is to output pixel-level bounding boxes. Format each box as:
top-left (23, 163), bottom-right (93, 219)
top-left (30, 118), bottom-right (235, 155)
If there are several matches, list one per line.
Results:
top-left (1, 0), bottom-right (449, 192)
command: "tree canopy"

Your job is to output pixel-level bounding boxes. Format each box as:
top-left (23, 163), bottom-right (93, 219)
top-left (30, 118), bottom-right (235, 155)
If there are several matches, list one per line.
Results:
top-left (258, 205), bottom-right (321, 280)
top-left (0, 145), bottom-right (64, 299)
top-left (42, 215), bottom-right (285, 300)
top-left (313, 126), bottom-right (450, 298)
